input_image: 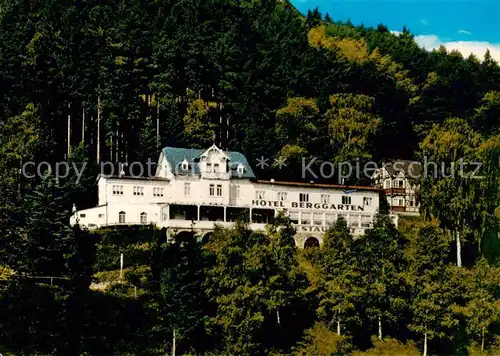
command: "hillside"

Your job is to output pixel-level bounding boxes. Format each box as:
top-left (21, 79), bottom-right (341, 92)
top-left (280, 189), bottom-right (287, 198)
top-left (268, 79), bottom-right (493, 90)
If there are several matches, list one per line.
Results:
top-left (0, 0), bottom-right (499, 355)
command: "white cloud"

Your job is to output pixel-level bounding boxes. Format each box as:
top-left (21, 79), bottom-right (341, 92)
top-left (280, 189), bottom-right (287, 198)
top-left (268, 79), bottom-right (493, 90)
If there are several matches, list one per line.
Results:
top-left (419, 19), bottom-right (429, 26)
top-left (457, 29), bottom-right (472, 35)
top-left (414, 34), bottom-right (500, 62)
top-left (390, 30), bottom-right (402, 36)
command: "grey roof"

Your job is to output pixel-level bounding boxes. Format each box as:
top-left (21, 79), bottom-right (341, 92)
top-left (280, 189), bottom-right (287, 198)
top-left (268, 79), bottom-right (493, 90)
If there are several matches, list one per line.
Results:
top-left (382, 159), bottom-right (422, 178)
top-left (162, 146), bottom-right (255, 179)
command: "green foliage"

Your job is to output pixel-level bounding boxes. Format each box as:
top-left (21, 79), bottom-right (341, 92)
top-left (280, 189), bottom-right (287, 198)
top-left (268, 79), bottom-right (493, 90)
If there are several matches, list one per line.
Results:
top-left (0, 0), bottom-right (499, 354)
top-left (418, 118), bottom-right (498, 266)
top-left (137, 115), bottom-right (159, 163)
top-left (183, 98), bottom-right (218, 148)
top-left (354, 214), bottom-right (406, 339)
top-left (351, 336), bottom-right (420, 356)
top-left (293, 321), bottom-right (353, 355)
top-left (159, 235), bottom-right (206, 355)
top-left (317, 218), bottom-right (362, 336)
top-left (20, 173), bottom-right (75, 276)
top-left (326, 93), bottom-right (381, 162)
top-left (204, 218), bottom-right (309, 354)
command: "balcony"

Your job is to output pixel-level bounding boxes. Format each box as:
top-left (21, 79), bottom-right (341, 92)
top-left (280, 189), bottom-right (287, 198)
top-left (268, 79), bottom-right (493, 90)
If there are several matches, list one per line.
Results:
top-left (390, 206), bottom-right (406, 213)
top-left (384, 187), bottom-right (405, 195)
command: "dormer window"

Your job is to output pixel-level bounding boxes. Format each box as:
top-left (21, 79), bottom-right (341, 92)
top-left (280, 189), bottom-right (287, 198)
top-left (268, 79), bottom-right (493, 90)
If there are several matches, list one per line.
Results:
top-left (237, 163), bottom-right (245, 175)
top-left (181, 159), bottom-right (189, 171)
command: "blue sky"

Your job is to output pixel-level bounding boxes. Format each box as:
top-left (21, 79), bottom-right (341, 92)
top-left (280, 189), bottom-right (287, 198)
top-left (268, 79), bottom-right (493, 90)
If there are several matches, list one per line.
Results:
top-left (291, 0), bottom-right (500, 61)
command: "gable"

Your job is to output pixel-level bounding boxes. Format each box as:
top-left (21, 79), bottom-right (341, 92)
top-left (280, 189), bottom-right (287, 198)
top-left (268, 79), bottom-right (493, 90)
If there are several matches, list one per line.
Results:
top-left (162, 146), bottom-right (255, 178)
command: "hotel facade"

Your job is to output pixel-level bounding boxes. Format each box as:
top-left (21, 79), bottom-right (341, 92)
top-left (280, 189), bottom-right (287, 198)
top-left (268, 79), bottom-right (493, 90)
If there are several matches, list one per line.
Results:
top-left (371, 159), bottom-right (421, 215)
top-left (70, 145), bottom-right (397, 248)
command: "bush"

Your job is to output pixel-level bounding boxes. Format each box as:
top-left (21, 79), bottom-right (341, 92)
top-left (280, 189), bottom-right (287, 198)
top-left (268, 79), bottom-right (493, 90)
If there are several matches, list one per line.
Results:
top-left (293, 322), bottom-right (352, 355)
top-left (351, 336), bottom-right (420, 356)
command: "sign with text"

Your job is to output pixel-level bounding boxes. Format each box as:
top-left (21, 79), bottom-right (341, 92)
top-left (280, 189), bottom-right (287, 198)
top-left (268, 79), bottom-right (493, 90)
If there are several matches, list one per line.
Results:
top-left (251, 200), bottom-right (365, 211)
top-left (296, 225), bottom-right (360, 233)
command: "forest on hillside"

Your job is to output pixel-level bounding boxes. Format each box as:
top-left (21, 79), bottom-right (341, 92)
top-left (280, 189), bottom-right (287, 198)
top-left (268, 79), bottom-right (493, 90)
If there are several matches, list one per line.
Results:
top-left (0, 0), bottom-right (499, 354)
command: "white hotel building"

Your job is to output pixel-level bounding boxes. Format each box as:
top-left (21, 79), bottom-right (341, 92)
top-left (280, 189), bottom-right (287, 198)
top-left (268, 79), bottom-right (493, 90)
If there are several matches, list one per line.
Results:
top-left (71, 145), bottom-right (397, 248)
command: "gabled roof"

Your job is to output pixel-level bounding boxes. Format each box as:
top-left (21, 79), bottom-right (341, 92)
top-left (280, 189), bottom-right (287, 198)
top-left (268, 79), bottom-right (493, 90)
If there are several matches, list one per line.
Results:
top-left (382, 159), bottom-right (422, 179)
top-left (196, 144), bottom-right (229, 160)
top-left (162, 146), bottom-right (255, 179)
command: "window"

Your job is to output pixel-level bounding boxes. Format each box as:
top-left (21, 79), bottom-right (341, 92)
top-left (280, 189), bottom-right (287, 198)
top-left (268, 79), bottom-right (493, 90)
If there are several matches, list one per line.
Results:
top-left (301, 212), bottom-right (311, 225)
top-left (140, 212), bottom-right (147, 224)
top-left (409, 200), bottom-right (414, 207)
top-left (313, 212), bottom-right (323, 225)
top-left (363, 197), bottom-right (372, 206)
top-left (119, 211), bottom-right (126, 224)
top-left (256, 190), bottom-right (265, 200)
top-left (235, 186), bottom-right (240, 199)
top-left (277, 192), bottom-right (287, 201)
top-left (79, 214), bottom-right (86, 218)
top-left (384, 180), bottom-right (391, 189)
top-left (181, 159), bottom-right (189, 171)
top-left (337, 213), bottom-right (348, 224)
top-left (214, 163), bottom-right (219, 173)
top-left (289, 211), bottom-right (299, 224)
top-left (209, 184), bottom-right (215, 196)
top-left (216, 184), bottom-right (222, 196)
top-left (325, 213), bottom-right (335, 224)
top-left (398, 199), bottom-right (404, 206)
top-left (321, 194), bottom-right (330, 204)
top-left (299, 193), bottom-right (309, 202)
top-left (153, 187), bottom-right (164, 197)
top-left (361, 215), bottom-right (371, 228)
top-left (133, 186), bottom-right (144, 196)
top-left (112, 185), bottom-right (123, 195)
top-left (342, 196), bottom-right (352, 205)
top-left (237, 164), bottom-right (244, 175)
top-left (184, 183), bottom-right (191, 196)
top-left (393, 179), bottom-right (404, 188)
top-left (206, 163), bottom-right (212, 172)
top-left (350, 215), bottom-right (360, 227)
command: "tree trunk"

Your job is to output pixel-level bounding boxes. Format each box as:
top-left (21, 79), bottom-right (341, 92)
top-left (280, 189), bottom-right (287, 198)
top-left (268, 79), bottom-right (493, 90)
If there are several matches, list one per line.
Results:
top-left (456, 231), bottom-right (462, 267)
top-left (156, 101), bottom-right (160, 149)
top-left (172, 328), bottom-right (176, 356)
top-left (97, 95), bottom-right (101, 163)
top-left (378, 316), bottom-right (382, 340)
top-left (481, 326), bottom-right (485, 353)
top-left (337, 319), bottom-right (341, 336)
top-left (67, 102), bottom-right (71, 158)
top-left (110, 133), bottom-right (113, 162)
top-left (423, 329), bottom-right (428, 356)
top-left (82, 106), bottom-right (85, 144)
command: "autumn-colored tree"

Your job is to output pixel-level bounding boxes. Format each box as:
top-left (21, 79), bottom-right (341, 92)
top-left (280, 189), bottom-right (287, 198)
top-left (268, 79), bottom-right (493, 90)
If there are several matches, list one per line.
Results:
top-left (326, 93), bottom-right (381, 163)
